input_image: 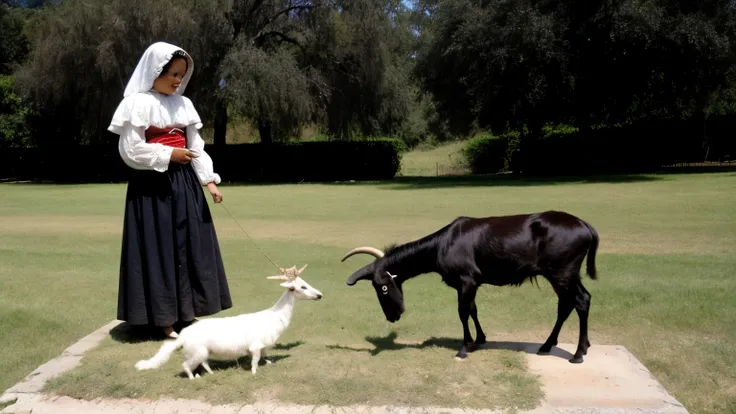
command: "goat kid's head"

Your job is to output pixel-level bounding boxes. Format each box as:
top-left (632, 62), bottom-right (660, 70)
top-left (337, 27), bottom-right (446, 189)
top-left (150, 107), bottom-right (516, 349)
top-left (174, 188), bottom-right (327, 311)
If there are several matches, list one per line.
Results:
top-left (267, 264), bottom-right (323, 301)
top-left (341, 246), bottom-right (404, 323)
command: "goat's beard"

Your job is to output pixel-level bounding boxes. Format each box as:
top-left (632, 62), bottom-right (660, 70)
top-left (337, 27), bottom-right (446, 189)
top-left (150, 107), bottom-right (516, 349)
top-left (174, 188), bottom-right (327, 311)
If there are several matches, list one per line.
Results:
top-left (378, 295), bottom-right (404, 322)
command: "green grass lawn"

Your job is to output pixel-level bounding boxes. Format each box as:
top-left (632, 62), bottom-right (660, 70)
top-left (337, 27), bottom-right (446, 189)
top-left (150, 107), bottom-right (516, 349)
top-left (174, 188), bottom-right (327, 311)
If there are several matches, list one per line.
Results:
top-left (0, 171), bottom-right (735, 413)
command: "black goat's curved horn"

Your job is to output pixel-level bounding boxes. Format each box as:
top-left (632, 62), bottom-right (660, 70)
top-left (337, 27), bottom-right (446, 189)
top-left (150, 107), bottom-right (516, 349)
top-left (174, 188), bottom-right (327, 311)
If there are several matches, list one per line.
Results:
top-left (341, 246), bottom-right (384, 262)
top-left (346, 263), bottom-right (374, 286)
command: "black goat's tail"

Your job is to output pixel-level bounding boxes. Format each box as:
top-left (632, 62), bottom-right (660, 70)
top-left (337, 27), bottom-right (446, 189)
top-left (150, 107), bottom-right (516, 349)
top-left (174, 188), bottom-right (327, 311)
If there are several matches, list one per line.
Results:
top-left (581, 220), bottom-right (599, 280)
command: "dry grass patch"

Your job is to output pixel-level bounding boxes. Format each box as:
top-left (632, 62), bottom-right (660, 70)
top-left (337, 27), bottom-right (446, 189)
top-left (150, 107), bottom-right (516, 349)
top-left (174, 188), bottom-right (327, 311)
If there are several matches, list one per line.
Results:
top-left (398, 140), bottom-right (469, 176)
top-left (45, 324), bottom-right (542, 411)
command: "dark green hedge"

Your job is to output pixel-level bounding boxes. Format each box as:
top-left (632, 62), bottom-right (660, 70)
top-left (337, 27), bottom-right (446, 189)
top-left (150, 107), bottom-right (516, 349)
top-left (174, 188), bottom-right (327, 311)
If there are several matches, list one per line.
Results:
top-left (513, 119), bottom-right (709, 175)
top-left (0, 138), bottom-right (403, 183)
top-left (466, 116), bottom-right (735, 176)
top-left (463, 132), bottom-right (519, 174)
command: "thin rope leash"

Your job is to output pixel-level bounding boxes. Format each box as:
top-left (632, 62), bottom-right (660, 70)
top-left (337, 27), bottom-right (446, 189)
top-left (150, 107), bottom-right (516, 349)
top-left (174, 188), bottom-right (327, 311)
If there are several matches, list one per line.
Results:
top-left (218, 201), bottom-right (283, 272)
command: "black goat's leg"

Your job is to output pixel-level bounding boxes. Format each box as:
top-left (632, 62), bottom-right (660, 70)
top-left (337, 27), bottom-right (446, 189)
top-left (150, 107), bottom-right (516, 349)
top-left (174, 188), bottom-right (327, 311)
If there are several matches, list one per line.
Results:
top-left (570, 281), bottom-right (592, 363)
top-left (455, 282), bottom-right (478, 360)
top-left (470, 300), bottom-right (486, 348)
top-left (538, 282), bottom-right (575, 356)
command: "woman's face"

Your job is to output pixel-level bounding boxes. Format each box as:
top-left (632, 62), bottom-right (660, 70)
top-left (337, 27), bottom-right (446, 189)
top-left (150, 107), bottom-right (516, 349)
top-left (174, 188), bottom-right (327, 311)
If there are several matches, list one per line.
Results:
top-left (153, 58), bottom-right (187, 95)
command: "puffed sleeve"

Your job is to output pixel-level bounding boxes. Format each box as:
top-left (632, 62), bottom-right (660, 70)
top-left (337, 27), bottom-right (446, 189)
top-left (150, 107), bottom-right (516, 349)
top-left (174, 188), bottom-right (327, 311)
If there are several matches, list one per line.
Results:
top-left (108, 93), bottom-right (173, 172)
top-left (187, 124), bottom-right (222, 185)
top-left (118, 123), bottom-right (174, 172)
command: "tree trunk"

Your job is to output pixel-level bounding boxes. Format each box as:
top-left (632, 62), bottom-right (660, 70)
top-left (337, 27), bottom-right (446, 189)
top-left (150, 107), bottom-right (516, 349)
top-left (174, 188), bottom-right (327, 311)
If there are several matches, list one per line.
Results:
top-left (526, 118), bottom-right (543, 141)
top-left (214, 99), bottom-right (227, 147)
top-left (258, 117), bottom-right (273, 144)
top-left (578, 116), bottom-right (592, 140)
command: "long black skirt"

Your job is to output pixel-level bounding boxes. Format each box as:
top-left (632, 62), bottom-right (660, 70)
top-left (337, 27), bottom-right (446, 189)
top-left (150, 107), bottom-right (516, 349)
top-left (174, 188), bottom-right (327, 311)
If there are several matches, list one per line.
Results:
top-left (117, 162), bottom-right (233, 327)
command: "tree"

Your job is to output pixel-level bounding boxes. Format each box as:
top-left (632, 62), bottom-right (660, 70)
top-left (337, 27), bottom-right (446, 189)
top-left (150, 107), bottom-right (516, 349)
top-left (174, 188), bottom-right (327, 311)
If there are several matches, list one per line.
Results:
top-left (215, 0), bottom-right (324, 144)
top-left (14, 0), bottom-right (218, 145)
top-left (1, 3), bottom-right (35, 148)
top-left (413, 0), bottom-right (736, 138)
top-left (14, 0), bottom-right (416, 146)
top-left (293, 0), bottom-right (416, 140)
top-left (0, 3), bottom-right (30, 75)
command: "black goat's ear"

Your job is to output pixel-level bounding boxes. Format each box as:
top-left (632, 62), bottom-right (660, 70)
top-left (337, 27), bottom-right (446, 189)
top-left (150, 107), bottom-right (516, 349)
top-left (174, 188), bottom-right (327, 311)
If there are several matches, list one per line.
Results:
top-left (346, 263), bottom-right (373, 286)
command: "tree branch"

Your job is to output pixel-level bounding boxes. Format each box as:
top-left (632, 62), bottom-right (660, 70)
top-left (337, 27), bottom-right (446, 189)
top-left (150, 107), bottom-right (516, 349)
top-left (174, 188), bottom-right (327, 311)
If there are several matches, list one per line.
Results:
top-left (233, 0), bottom-right (266, 40)
top-left (254, 30), bottom-right (304, 50)
top-left (267, 5), bottom-right (312, 24)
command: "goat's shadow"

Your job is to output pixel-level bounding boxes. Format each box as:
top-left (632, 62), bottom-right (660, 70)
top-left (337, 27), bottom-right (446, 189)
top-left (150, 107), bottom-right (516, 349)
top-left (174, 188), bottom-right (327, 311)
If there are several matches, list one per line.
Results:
top-left (178, 340), bottom-right (305, 377)
top-left (177, 352), bottom-right (295, 378)
top-left (110, 321), bottom-right (309, 346)
top-left (110, 322), bottom-right (187, 344)
top-left (327, 331), bottom-right (574, 360)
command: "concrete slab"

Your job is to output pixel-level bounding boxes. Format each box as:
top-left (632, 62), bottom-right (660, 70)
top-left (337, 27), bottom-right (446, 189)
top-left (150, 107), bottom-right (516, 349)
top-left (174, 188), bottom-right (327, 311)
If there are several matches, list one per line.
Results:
top-left (0, 320), bottom-right (689, 414)
top-left (526, 343), bottom-right (687, 413)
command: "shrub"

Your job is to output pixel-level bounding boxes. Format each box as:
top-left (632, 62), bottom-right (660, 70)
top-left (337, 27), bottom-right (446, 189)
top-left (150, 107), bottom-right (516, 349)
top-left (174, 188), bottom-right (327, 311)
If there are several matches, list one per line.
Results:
top-left (0, 138), bottom-right (404, 183)
top-left (0, 75), bottom-right (36, 148)
top-left (463, 134), bottom-right (510, 174)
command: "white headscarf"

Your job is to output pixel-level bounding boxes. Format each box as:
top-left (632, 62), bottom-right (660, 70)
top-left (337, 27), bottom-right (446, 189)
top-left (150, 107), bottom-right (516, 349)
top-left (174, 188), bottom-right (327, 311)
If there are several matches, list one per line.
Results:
top-left (123, 42), bottom-right (194, 98)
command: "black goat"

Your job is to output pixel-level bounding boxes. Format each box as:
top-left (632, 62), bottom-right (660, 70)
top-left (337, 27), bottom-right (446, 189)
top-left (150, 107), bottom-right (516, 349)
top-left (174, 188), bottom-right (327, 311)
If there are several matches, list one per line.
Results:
top-left (341, 210), bottom-right (599, 363)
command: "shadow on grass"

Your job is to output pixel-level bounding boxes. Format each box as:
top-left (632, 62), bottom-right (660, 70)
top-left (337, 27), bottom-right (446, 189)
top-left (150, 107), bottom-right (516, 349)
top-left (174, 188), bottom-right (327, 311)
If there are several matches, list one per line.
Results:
top-left (109, 322), bottom-right (170, 344)
top-left (327, 331), bottom-right (574, 360)
top-left (180, 354), bottom-right (292, 378)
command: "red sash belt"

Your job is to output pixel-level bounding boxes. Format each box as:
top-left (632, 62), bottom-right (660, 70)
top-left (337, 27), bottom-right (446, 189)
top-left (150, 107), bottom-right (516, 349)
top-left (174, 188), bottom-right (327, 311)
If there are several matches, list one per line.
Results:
top-left (145, 126), bottom-right (186, 148)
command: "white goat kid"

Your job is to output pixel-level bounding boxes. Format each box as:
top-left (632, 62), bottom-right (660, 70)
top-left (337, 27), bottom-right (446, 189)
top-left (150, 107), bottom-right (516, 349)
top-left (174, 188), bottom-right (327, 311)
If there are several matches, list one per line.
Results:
top-left (134, 264), bottom-right (322, 378)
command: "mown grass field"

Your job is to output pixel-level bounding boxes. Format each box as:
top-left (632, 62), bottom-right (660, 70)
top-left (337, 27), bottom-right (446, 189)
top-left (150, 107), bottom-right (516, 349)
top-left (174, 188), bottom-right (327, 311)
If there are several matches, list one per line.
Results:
top-left (0, 165), bottom-right (734, 412)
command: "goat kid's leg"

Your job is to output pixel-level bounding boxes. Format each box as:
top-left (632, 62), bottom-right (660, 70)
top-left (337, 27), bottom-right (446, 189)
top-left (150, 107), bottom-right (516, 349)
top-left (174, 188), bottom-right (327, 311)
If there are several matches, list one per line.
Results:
top-left (571, 281), bottom-right (592, 363)
top-left (455, 282), bottom-right (479, 360)
top-left (182, 346), bottom-right (208, 380)
top-left (201, 361), bottom-right (214, 375)
top-left (250, 348), bottom-right (261, 375)
top-left (261, 349), bottom-right (272, 365)
top-left (182, 363), bottom-right (196, 380)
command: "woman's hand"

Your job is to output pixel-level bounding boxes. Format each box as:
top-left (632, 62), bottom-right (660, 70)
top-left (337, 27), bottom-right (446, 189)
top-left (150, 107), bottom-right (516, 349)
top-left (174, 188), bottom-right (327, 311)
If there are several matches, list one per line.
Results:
top-left (171, 148), bottom-right (198, 164)
top-left (207, 182), bottom-right (223, 203)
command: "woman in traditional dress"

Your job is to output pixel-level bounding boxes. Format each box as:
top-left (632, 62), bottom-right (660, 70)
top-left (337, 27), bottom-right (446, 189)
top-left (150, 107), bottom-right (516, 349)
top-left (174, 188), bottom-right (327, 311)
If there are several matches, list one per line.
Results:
top-left (107, 42), bottom-right (233, 339)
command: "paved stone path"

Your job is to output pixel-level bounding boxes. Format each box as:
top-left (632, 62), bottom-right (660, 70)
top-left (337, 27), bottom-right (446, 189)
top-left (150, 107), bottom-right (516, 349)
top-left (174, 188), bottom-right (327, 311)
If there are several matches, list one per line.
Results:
top-left (0, 320), bottom-right (689, 414)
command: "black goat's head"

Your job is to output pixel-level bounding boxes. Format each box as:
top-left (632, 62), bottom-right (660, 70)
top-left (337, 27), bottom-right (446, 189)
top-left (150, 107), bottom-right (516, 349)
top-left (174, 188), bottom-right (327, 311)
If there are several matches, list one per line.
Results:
top-left (341, 246), bottom-right (405, 322)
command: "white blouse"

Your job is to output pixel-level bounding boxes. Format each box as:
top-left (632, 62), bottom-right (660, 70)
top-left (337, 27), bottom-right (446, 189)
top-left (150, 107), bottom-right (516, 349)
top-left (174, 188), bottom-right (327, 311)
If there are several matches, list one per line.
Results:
top-left (107, 91), bottom-right (221, 185)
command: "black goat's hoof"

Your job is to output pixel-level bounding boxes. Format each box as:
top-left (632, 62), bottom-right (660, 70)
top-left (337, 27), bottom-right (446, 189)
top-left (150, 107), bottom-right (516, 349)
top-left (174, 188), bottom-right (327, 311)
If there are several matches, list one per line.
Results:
top-left (569, 356), bottom-right (584, 364)
top-left (537, 344), bottom-right (554, 355)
